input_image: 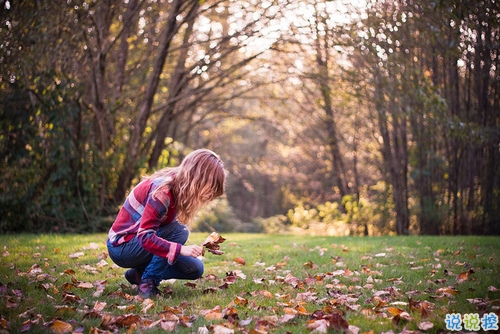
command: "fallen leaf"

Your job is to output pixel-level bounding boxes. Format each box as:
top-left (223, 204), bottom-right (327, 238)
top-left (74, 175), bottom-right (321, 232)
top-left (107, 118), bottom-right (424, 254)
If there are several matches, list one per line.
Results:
top-left (227, 270), bottom-right (246, 280)
top-left (6, 297), bottom-right (18, 308)
top-left (69, 252), bottom-right (85, 258)
top-left (198, 326), bottom-right (210, 334)
top-left (117, 314), bottom-right (142, 328)
top-left (77, 282), bottom-right (94, 289)
top-left (295, 305), bottom-right (310, 316)
top-left (418, 321), bottom-right (434, 330)
top-left (259, 290), bottom-right (274, 298)
top-left (456, 268), bottom-right (474, 284)
top-left (201, 306), bottom-right (223, 320)
top-left (239, 318), bottom-right (252, 327)
top-left (61, 282), bottom-right (77, 291)
top-left (306, 319), bottom-right (328, 333)
top-left (96, 259), bottom-right (109, 268)
top-left (93, 301), bottom-right (106, 312)
top-left (160, 320), bottom-right (177, 331)
top-left (304, 261), bottom-right (318, 269)
top-left (63, 269), bottom-right (76, 276)
top-left (213, 325), bottom-right (234, 334)
top-left (82, 242), bottom-right (100, 250)
top-left (348, 325), bottom-right (361, 334)
top-left (279, 314), bottom-right (296, 323)
top-left (62, 292), bottom-right (82, 304)
top-left (386, 307), bottom-right (404, 316)
top-left (20, 319), bottom-right (32, 332)
top-left (391, 311), bottom-right (412, 326)
top-left (234, 296), bottom-right (248, 306)
top-left (141, 298), bottom-right (155, 313)
top-left (436, 286), bottom-right (459, 296)
top-left (50, 320), bottom-right (73, 334)
top-left (27, 264), bottom-right (43, 276)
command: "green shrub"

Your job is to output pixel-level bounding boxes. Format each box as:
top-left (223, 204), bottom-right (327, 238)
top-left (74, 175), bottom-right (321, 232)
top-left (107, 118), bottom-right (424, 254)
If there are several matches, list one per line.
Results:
top-left (192, 198), bottom-right (253, 233)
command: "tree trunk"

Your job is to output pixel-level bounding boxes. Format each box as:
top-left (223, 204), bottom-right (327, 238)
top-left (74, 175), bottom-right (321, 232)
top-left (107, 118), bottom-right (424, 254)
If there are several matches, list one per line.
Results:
top-left (148, 6), bottom-right (197, 170)
top-left (114, 0), bottom-right (186, 202)
top-left (374, 68), bottom-right (409, 235)
top-left (313, 11), bottom-right (350, 200)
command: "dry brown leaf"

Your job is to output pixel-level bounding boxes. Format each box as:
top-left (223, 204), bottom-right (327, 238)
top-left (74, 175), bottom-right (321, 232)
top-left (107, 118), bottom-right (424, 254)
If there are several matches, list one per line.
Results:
top-left (202, 232), bottom-right (226, 255)
top-left (227, 270), bottom-right (246, 280)
top-left (418, 321), bottom-right (434, 330)
top-left (198, 326), bottom-right (210, 334)
top-left (204, 311), bottom-right (223, 321)
top-left (223, 306), bottom-right (239, 318)
top-left (93, 301), bottom-right (107, 312)
top-left (386, 307), bottom-right (404, 316)
top-left (259, 290), bottom-right (274, 298)
top-left (63, 269), bottom-right (76, 276)
top-left (20, 319), bottom-right (32, 332)
top-left (141, 298), bottom-right (155, 313)
top-left (436, 286), bottom-right (459, 296)
top-left (119, 314), bottom-right (142, 328)
top-left (295, 305), bottom-right (309, 316)
top-left (344, 268), bottom-right (353, 276)
top-left (6, 297), bottom-right (18, 308)
top-left (50, 320), bottom-right (73, 334)
top-left (391, 311), bottom-right (412, 327)
top-left (276, 293), bottom-right (290, 301)
top-left (69, 252), bottom-right (85, 258)
top-left (77, 282), bottom-right (94, 289)
top-left (278, 314), bottom-right (296, 323)
top-left (62, 292), bottom-right (82, 304)
top-left (306, 319), bottom-right (328, 333)
top-left (304, 261), bottom-right (318, 269)
top-left (201, 306), bottom-right (223, 320)
top-left (348, 325), bottom-right (361, 334)
top-left (234, 296), bottom-right (248, 306)
top-left (61, 282), bottom-right (77, 291)
top-left (213, 325), bottom-right (234, 334)
top-left (456, 268), bottom-right (474, 284)
top-left (160, 320), bottom-right (177, 331)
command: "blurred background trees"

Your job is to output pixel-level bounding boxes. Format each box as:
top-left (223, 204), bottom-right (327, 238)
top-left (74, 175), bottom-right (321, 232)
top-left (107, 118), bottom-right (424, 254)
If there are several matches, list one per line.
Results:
top-left (1, 0), bottom-right (498, 235)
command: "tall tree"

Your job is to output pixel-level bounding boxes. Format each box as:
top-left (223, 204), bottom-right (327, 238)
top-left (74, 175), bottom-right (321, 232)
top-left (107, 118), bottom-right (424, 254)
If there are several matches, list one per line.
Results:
top-left (0, 0), bottom-right (291, 230)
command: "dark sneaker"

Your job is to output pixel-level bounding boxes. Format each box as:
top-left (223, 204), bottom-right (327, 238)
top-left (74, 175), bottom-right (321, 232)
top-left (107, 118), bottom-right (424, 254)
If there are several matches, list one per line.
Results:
top-left (124, 268), bottom-right (142, 286)
top-left (138, 278), bottom-right (160, 298)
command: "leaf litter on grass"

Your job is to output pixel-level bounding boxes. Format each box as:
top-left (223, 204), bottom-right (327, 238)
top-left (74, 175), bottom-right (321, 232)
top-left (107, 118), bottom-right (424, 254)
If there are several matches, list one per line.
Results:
top-left (1, 235), bottom-right (499, 333)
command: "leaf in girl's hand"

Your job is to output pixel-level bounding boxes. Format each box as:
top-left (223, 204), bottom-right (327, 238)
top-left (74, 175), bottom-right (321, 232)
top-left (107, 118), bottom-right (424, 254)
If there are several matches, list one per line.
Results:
top-left (202, 232), bottom-right (226, 255)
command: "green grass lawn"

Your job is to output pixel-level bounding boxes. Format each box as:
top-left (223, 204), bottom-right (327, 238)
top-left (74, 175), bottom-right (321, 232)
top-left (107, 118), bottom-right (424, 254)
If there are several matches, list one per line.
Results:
top-left (1, 233), bottom-right (499, 333)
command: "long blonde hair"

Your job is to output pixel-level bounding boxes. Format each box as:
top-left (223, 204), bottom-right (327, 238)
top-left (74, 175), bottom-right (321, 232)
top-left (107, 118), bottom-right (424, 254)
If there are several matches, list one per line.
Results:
top-left (149, 149), bottom-right (226, 224)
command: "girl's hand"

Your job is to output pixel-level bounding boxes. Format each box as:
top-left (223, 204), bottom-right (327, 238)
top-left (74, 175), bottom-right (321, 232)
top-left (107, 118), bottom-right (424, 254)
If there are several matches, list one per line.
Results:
top-left (180, 245), bottom-right (203, 258)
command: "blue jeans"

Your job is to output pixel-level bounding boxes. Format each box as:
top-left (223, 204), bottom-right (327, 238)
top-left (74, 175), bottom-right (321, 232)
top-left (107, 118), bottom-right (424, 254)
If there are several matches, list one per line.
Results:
top-left (107, 221), bottom-right (204, 285)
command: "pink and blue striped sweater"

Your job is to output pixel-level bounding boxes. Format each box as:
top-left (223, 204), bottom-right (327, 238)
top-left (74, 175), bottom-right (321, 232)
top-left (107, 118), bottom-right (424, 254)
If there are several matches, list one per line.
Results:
top-left (108, 178), bottom-right (182, 264)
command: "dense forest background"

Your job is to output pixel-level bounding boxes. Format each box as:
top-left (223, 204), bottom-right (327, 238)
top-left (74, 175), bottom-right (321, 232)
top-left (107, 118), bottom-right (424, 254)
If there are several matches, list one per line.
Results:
top-left (1, 0), bottom-right (498, 235)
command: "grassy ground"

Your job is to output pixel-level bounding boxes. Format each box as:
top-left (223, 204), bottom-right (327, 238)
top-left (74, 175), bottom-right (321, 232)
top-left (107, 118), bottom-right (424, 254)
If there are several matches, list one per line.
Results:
top-left (1, 233), bottom-right (499, 333)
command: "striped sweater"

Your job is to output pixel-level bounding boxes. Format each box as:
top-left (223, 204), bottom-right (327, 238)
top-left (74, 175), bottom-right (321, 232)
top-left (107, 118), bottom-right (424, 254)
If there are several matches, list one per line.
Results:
top-left (108, 178), bottom-right (182, 264)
